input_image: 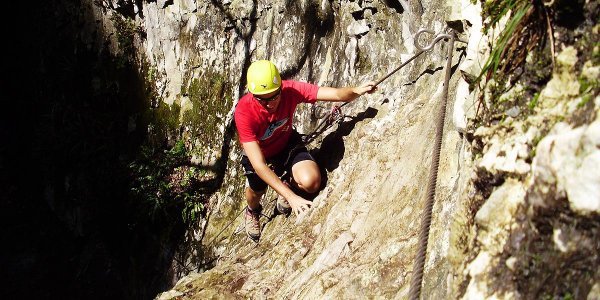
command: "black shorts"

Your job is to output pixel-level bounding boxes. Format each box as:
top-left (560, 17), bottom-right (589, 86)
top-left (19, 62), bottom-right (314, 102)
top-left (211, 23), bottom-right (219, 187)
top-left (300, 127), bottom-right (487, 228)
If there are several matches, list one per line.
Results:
top-left (241, 133), bottom-right (315, 192)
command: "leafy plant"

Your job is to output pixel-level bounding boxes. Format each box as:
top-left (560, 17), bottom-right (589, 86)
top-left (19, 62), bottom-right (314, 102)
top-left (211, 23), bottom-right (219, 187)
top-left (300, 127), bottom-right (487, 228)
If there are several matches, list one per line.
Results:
top-left (477, 0), bottom-right (551, 84)
top-left (528, 92), bottom-right (540, 110)
top-left (471, 0), bottom-right (557, 123)
top-left (182, 201), bottom-right (204, 223)
top-left (129, 140), bottom-right (206, 223)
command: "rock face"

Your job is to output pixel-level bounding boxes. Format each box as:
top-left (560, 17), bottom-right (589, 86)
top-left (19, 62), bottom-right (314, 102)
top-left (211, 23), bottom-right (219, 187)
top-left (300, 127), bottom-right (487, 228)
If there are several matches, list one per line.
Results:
top-left (116, 0), bottom-right (482, 298)
top-left (64, 0), bottom-right (598, 298)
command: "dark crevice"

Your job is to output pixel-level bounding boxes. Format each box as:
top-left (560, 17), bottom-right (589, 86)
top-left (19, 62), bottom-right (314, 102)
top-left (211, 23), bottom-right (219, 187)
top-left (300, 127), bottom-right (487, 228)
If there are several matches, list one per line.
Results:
top-left (381, 0), bottom-right (405, 14)
top-left (351, 10), bottom-right (364, 20)
top-left (162, 0), bottom-right (174, 9)
top-left (553, 0), bottom-right (586, 29)
top-left (2, 1), bottom-right (186, 299)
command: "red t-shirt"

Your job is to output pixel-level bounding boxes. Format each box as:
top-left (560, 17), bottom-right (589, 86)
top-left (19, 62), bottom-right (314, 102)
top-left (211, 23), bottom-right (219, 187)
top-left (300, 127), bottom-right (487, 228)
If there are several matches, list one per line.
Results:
top-left (235, 80), bottom-right (319, 158)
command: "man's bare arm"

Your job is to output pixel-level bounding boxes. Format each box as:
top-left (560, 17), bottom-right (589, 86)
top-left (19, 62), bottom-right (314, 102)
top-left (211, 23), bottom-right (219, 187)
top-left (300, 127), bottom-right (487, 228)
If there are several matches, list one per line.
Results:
top-left (316, 82), bottom-right (376, 102)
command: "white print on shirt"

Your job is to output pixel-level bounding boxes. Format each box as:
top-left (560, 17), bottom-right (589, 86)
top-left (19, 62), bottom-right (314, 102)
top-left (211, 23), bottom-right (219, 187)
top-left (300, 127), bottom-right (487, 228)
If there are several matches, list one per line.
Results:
top-left (260, 118), bottom-right (288, 140)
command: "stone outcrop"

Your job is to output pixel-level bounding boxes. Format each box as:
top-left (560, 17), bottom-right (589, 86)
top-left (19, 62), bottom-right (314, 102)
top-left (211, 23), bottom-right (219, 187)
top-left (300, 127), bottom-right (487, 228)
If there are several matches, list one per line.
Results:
top-left (531, 120), bottom-right (600, 214)
top-left (458, 39), bottom-right (600, 299)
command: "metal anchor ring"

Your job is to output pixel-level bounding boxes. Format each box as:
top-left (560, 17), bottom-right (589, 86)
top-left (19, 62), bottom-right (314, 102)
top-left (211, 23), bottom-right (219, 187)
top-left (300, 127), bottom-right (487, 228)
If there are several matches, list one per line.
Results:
top-left (414, 29), bottom-right (453, 51)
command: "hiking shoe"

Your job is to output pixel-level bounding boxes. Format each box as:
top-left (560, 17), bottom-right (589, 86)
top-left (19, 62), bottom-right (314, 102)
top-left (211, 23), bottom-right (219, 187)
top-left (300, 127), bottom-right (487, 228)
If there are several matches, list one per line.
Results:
top-left (244, 205), bottom-right (262, 242)
top-left (276, 196), bottom-right (292, 215)
top-left (277, 180), bottom-right (293, 215)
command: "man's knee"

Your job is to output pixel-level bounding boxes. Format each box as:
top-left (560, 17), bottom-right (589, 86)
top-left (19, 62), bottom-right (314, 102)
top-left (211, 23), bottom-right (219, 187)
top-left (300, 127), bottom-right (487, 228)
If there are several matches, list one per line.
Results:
top-left (302, 180), bottom-right (321, 193)
top-left (294, 173), bottom-right (321, 193)
top-left (292, 160), bottom-right (321, 193)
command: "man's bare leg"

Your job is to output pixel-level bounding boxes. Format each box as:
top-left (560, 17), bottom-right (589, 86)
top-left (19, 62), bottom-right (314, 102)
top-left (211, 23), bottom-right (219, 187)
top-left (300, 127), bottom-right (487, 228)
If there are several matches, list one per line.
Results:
top-left (245, 187), bottom-right (264, 210)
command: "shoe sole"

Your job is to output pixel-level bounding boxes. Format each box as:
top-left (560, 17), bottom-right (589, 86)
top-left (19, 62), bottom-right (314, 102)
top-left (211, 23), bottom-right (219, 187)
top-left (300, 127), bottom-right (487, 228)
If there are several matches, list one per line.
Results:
top-left (246, 231), bottom-right (260, 242)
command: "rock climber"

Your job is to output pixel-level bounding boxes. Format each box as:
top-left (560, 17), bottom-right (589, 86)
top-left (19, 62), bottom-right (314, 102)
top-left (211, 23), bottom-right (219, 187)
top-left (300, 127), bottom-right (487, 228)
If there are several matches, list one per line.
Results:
top-left (234, 60), bottom-right (376, 241)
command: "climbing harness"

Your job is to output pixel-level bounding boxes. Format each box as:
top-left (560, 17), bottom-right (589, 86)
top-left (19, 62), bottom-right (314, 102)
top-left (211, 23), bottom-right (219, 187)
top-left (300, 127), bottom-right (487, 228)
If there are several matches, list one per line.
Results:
top-left (303, 103), bottom-right (347, 145)
top-left (407, 29), bottom-right (465, 300)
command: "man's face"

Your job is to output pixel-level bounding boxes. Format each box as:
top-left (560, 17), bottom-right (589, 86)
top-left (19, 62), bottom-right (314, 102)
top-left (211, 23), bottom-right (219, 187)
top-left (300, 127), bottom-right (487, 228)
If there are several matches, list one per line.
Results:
top-left (254, 89), bottom-right (281, 113)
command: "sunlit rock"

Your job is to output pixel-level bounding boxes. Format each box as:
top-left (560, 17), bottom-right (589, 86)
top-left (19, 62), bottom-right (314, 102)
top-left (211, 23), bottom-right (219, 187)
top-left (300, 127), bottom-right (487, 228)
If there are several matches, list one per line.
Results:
top-left (540, 47), bottom-right (581, 103)
top-left (531, 120), bottom-right (600, 214)
top-left (475, 179), bottom-right (526, 252)
top-left (346, 19), bottom-right (370, 36)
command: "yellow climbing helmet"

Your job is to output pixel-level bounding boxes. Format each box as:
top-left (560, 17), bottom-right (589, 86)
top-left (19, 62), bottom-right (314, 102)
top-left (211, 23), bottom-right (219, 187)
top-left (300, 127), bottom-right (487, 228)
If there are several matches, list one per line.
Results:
top-left (246, 60), bottom-right (281, 95)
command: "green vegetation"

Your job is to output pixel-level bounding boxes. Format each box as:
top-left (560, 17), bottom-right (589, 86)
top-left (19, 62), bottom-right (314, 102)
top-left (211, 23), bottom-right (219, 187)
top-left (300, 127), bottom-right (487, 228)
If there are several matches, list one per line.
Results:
top-left (528, 92), bottom-right (540, 111)
top-left (129, 139), bottom-right (206, 223)
top-left (563, 292), bottom-right (574, 300)
top-left (477, 0), bottom-right (535, 82)
top-left (126, 64), bottom-right (234, 224)
top-left (463, 2), bottom-right (599, 298)
top-left (149, 101), bottom-right (182, 143)
top-left (577, 75), bottom-right (598, 108)
top-left (473, 0), bottom-right (553, 121)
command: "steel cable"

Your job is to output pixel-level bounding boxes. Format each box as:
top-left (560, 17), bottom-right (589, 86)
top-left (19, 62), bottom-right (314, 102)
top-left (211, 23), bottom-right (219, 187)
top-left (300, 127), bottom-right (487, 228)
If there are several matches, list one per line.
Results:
top-left (408, 32), bottom-right (457, 300)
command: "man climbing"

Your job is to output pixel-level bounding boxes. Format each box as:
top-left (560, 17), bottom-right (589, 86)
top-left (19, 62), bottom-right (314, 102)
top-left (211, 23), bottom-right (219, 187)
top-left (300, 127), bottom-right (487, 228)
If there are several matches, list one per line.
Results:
top-left (235, 60), bottom-right (375, 241)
